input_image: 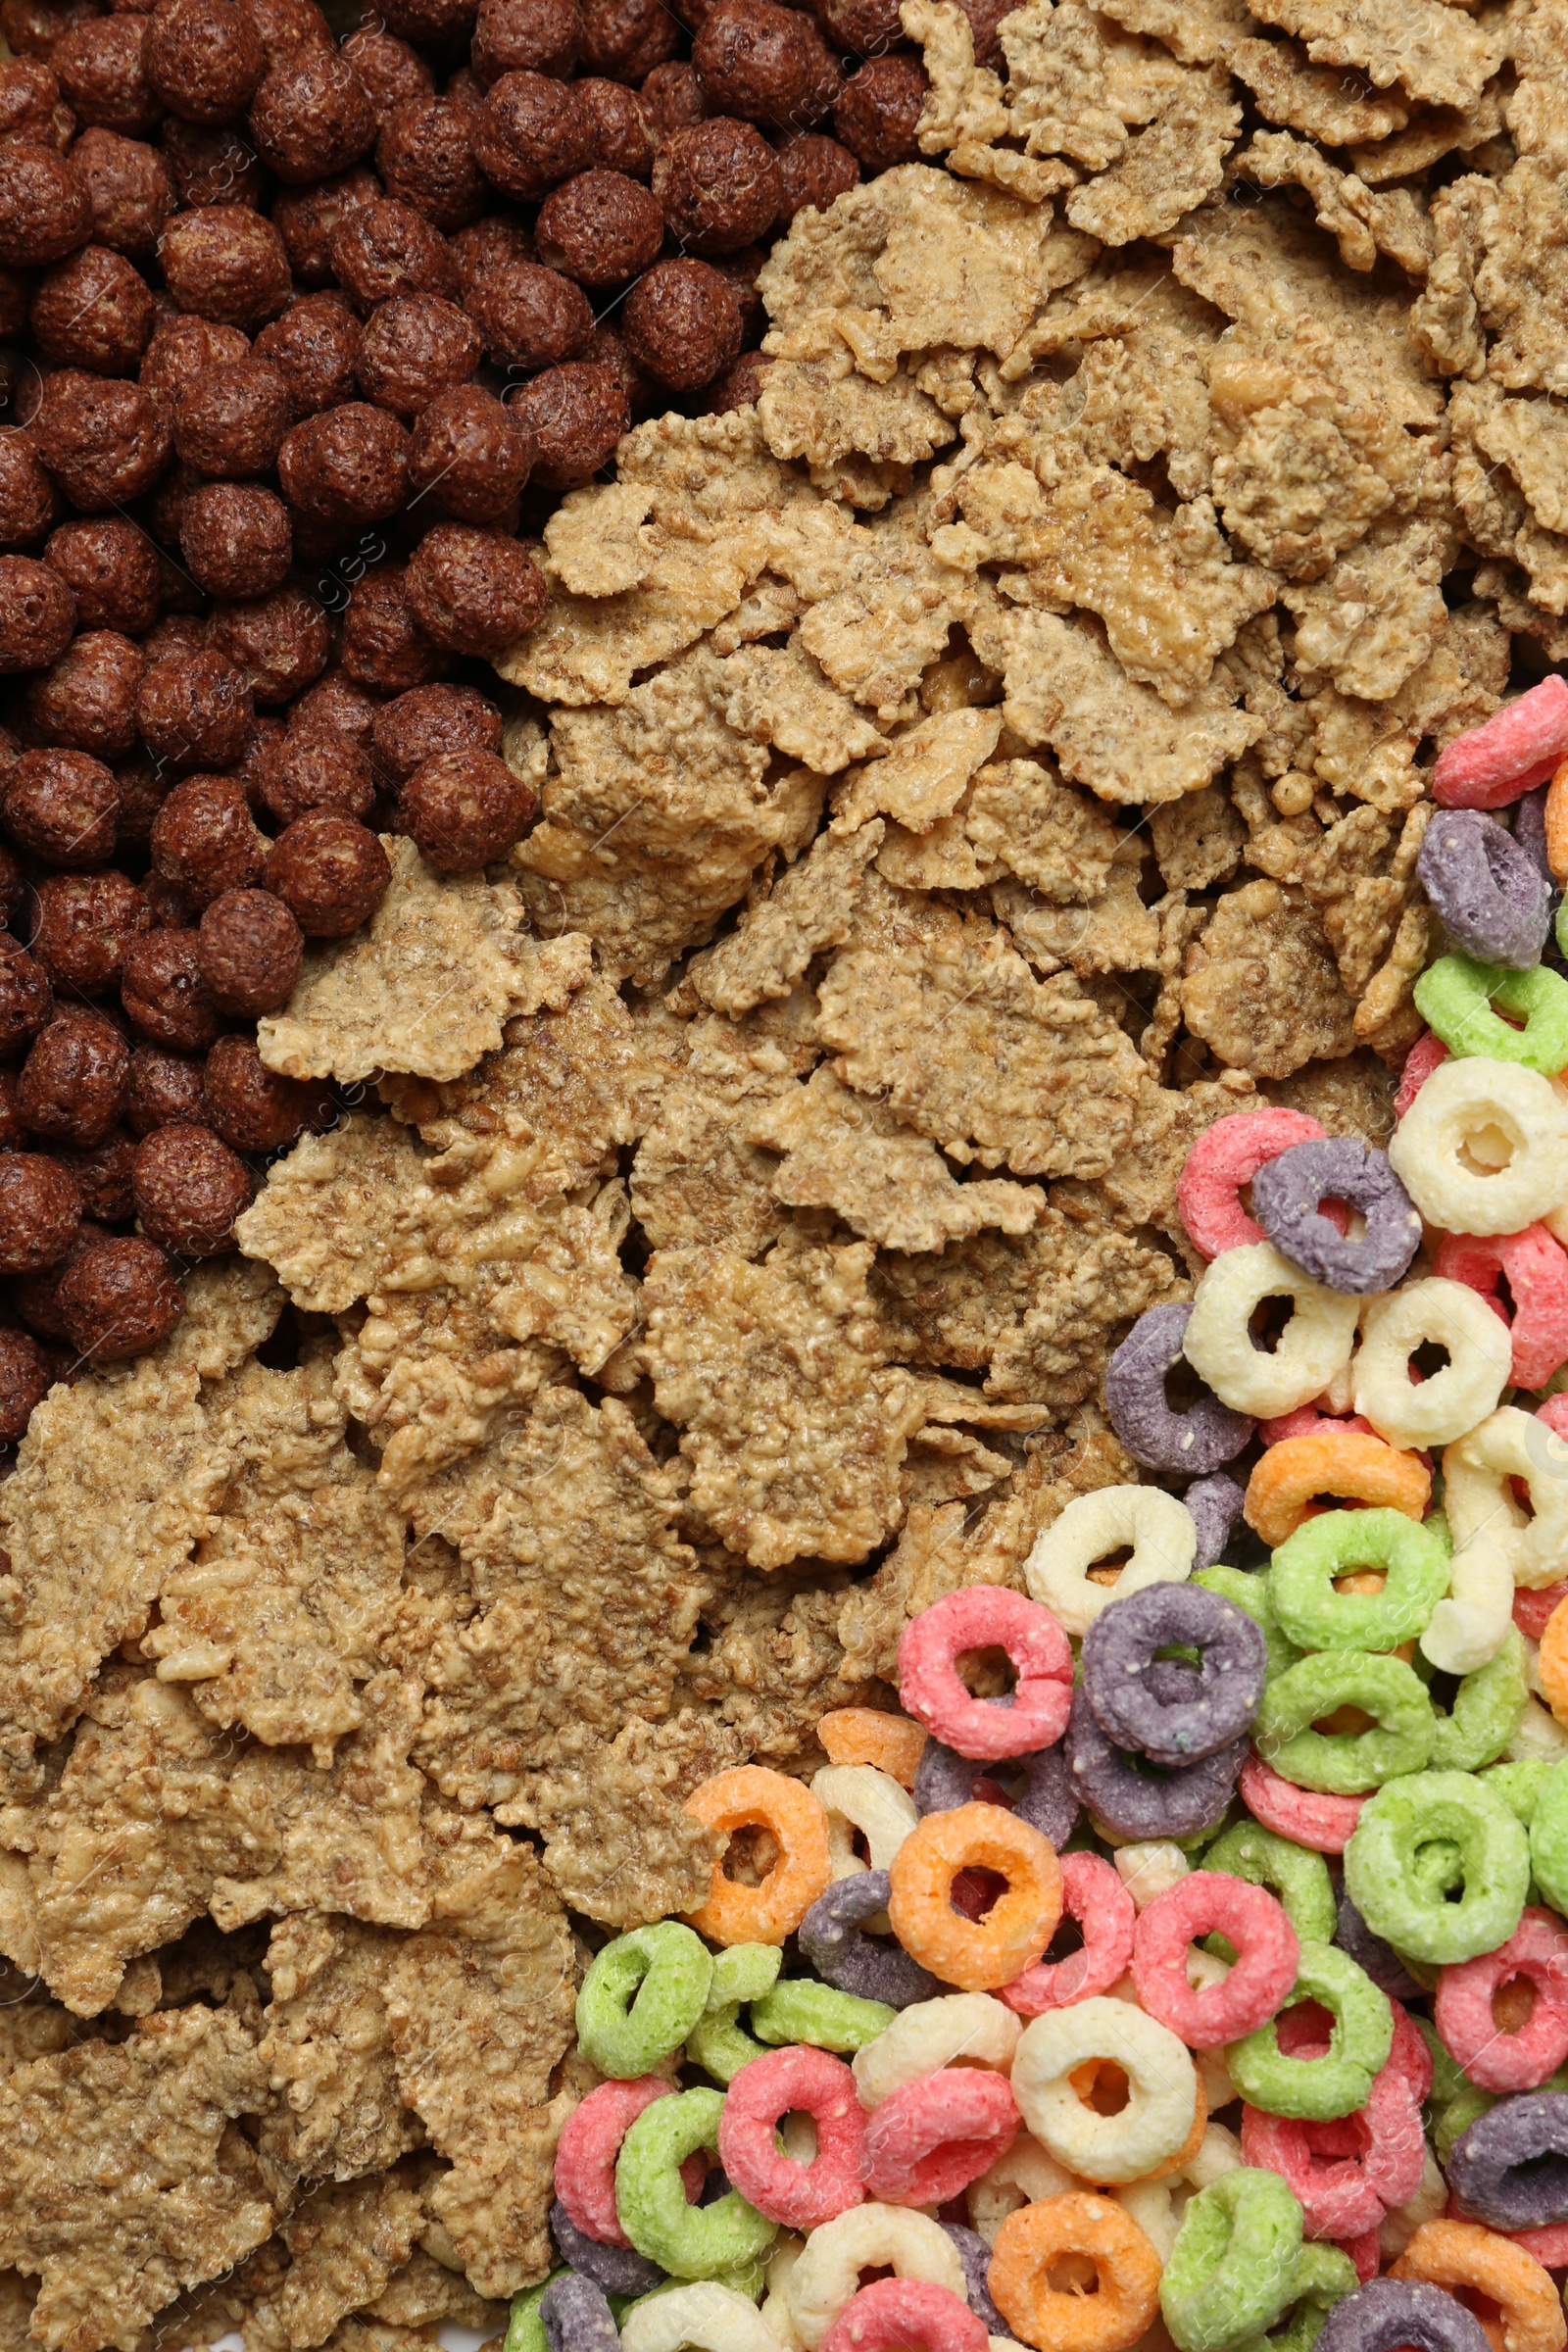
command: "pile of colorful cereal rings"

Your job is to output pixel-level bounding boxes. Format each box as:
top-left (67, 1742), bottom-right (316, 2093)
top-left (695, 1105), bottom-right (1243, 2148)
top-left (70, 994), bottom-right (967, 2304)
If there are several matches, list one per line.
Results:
top-left (506, 678), bottom-right (1568, 2352)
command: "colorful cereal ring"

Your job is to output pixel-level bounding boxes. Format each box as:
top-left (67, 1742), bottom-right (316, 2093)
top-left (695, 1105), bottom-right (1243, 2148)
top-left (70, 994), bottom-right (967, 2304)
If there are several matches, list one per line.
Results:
top-left (685, 1766), bottom-right (833, 1947)
top-left (1387, 1056), bottom-right (1568, 1237)
top-left (1256, 1651), bottom-right (1436, 1795)
top-left (1431, 675), bottom-right (1568, 808)
top-left (1185, 1244), bottom-right (1361, 1421)
top-left (619, 2282), bottom-right (778, 2352)
top-left (853, 1992), bottom-right (1020, 2110)
top-left (1392, 2221), bottom-right (1566, 2352)
top-left (1396, 1032), bottom-right (1449, 1118)
top-left (1315, 2278), bottom-right (1494, 2352)
top-left (1435, 1227), bottom-right (1568, 1392)
top-left (785, 2205), bottom-right (969, 2349)
top-left (556, 2079), bottom-right (681, 2248)
top-left (1265, 1507), bottom-right (1447, 1654)
top-left (1000, 1850), bottom-right (1135, 2018)
top-left (717, 2047), bottom-right (866, 2231)
top-left (1346, 1770), bottom-right (1531, 1967)
top-left (799, 1872), bottom-right (940, 2011)
top-left (1160, 2168), bottom-right (1306, 2352)
top-left (990, 2191), bottom-right (1161, 2352)
top-left (1133, 1874), bottom-right (1301, 2048)
top-left (1245, 1439), bottom-right (1432, 1552)
top-left (898, 1586), bottom-right (1073, 1762)
top-left (820, 2279), bottom-right (989, 2352)
top-left (1241, 2059), bottom-right (1426, 2241)
top-left (1228, 1942), bottom-right (1395, 2122)
top-left (615, 2085), bottom-right (778, 2279)
top-left (1011, 1997), bottom-right (1199, 2184)
top-left (816, 1708), bottom-right (929, 1789)
top-left (1241, 1752), bottom-right (1366, 1855)
top-left (1177, 1109), bottom-right (1332, 1259)
top-left (751, 1978), bottom-right (896, 2053)
top-left (862, 2067), bottom-right (1021, 2207)
top-left (888, 1802), bottom-right (1062, 1993)
top-left (576, 1926), bottom-right (714, 2082)
top-left (1434, 1907), bottom-right (1568, 2092)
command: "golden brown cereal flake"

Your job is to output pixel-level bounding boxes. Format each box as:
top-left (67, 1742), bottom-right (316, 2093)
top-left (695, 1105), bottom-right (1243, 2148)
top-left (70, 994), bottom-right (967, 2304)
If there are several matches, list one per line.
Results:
top-left (993, 857), bottom-right (1160, 979)
top-left (242, 2167), bottom-right (426, 2352)
top-left (260, 1915), bottom-right (424, 2188)
top-left (686, 824), bottom-right (884, 1017)
top-left (999, 0), bottom-right (1130, 167)
top-left (630, 1006), bottom-right (810, 1256)
top-left (1236, 133), bottom-right (1434, 277)
top-left (962, 760), bottom-right (1123, 896)
top-left (1224, 38), bottom-right (1409, 144)
top-left (1065, 67), bottom-right (1240, 246)
top-left (675, 1556), bottom-right (868, 1766)
top-left (505, 1711), bottom-right (738, 1929)
top-left (1150, 786), bottom-right (1245, 891)
top-left (760, 355), bottom-right (957, 475)
top-left (0, 1962), bottom-right (72, 2075)
top-left (333, 1290), bottom-right (566, 1502)
top-left (834, 709), bottom-right (1004, 831)
top-left (362, 2249), bottom-right (505, 2332)
top-left (1094, 0), bottom-right (1250, 66)
top-left (1245, 0), bottom-right (1504, 110)
top-left (1283, 520), bottom-right (1450, 703)
top-left (1181, 876), bottom-right (1356, 1078)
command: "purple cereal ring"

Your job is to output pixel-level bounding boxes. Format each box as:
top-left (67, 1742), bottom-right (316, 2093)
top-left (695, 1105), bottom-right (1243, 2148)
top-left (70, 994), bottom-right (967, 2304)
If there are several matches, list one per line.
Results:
top-left (1251, 1139), bottom-right (1422, 1296)
top-left (1186, 1473), bottom-right (1247, 1570)
top-left (1448, 2092), bottom-right (1568, 2230)
top-left (1065, 1683), bottom-right (1244, 1841)
top-left (1417, 807), bottom-right (1552, 970)
top-left (1106, 1302), bottom-right (1255, 1473)
top-left (551, 2201), bottom-right (664, 2298)
top-left (798, 1871), bottom-right (941, 2009)
top-left (540, 2272), bottom-right (619, 2352)
top-left (941, 2223), bottom-right (1017, 2342)
top-left (1315, 2279), bottom-right (1492, 2352)
top-left (1333, 1888), bottom-right (1425, 2005)
top-left (1080, 1584), bottom-right (1266, 1766)
top-left (1514, 788), bottom-right (1556, 887)
top-left (913, 1730), bottom-right (1080, 1850)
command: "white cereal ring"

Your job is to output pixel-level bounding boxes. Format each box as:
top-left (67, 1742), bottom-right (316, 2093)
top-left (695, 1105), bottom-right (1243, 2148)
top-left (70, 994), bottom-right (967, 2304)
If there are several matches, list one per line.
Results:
top-left (1010, 1996), bottom-right (1199, 2183)
top-left (1023, 1485), bottom-right (1196, 1638)
top-left (621, 2280), bottom-right (780, 2352)
top-left (810, 1765), bottom-right (919, 1880)
top-left (1112, 1842), bottom-right (1191, 1911)
top-left (852, 1992), bottom-right (1020, 2109)
top-left (1390, 1055), bottom-right (1568, 1235)
top-left (1426, 1406), bottom-right (1568, 1675)
top-left (785, 2205), bottom-right (967, 2348)
top-left (1378, 2149), bottom-right (1448, 2265)
top-left (1353, 1279), bottom-right (1512, 1450)
top-left (1183, 1243), bottom-right (1360, 1418)
top-left (1114, 2122), bottom-right (1243, 2260)
top-left (968, 2130), bottom-right (1084, 2245)
top-left (1509, 1695), bottom-right (1568, 1763)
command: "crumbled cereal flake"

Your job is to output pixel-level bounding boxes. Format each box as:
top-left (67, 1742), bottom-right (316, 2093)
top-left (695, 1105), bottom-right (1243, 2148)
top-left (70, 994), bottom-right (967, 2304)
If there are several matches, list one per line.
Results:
top-left (712, 637), bottom-right (888, 774)
top-left (507, 1711), bottom-right (737, 1928)
top-left (245, 2168), bottom-right (425, 2352)
top-left (963, 760), bottom-right (1123, 898)
top-left (1226, 36), bottom-right (1410, 142)
top-left (760, 355), bottom-right (956, 473)
top-left (688, 824), bottom-right (884, 1015)
top-left (1065, 68), bottom-right (1240, 245)
top-left (1181, 877), bottom-right (1356, 1077)
top-left (1245, 0), bottom-right (1505, 109)
top-left (834, 708), bottom-right (1004, 830)
top-left (260, 1915), bottom-right (423, 2186)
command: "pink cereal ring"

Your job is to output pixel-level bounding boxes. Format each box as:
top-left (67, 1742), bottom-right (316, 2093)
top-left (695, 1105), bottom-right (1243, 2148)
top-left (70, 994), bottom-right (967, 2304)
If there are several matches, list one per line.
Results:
top-left (1517, 1581), bottom-right (1568, 1641)
top-left (1243, 2061), bottom-right (1425, 2238)
top-left (1000, 1851), bottom-right (1135, 2018)
top-left (717, 2046), bottom-right (866, 2230)
top-left (1387, 1998), bottom-right (1435, 2107)
top-left (1433, 675), bottom-right (1568, 808)
top-left (1132, 1873), bottom-right (1300, 2048)
top-left (822, 2279), bottom-right (990, 2352)
top-left (1396, 1032), bottom-right (1449, 1119)
top-left (1177, 1108), bottom-right (1335, 1258)
top-left (1259, 1408), bottom-right (1377, 1446)
top-left (555, 2077), bottom-right (678, 2245)
top-left (861, 2067), bottom-right (1020, 2206)
top-left (1338, 2229), bottom-right (1381, 2284)
top-left (898, 1587), bottom-right (1072, 1763)
top-left (1435, 1906), bottom-right (1568, 2092)
top-left (1240, 1750), bottom-right (1366, 1854)
top-left (1435, 1227), bottom-right (1568, 1391)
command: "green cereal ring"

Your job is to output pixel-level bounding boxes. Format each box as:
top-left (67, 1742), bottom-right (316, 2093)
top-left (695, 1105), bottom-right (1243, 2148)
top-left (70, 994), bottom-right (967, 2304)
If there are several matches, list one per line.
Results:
top-left (687, 2007), bottom-right (765, 2084)
top-left (1481, 1758), bottom-right (1552, 1825)
top-left (1428, 1627), bottom-right (1529, 1773)
top-left (1255, 1652), bottom-right (1436, 1794)
top-left (1197, 1565), bottom-right (1302, 1680)
top-left (506, 2271), bottom-right (568, 2352)
top-left (1433, 2083), bottom-right (1495, 2166)
top-left (576, 1922), bottom-right (713, 2079)
top-left (1530, 1759), bottom-right (1568, 1913)
top-left (686, 1944), bottom-right (781, 2082)
top-left (1345, 1769), bottom-right (1531, 1964)
top-left (1161, 2167), bottom-right (1305, 2352)
top-left (1414, 2016), bottom-right (1467, 2107)
top-left (1202, 1820), bottom-right (1337, 1947)
top-left (1233, 2243), bottom-right (1359, 2352)
top-left (751, 1978), bottom-right (896, 2052)
top-left (1268, 1511), bottom-right (1449, 1654)
top-left (1415, 955), bottom-right (1568, 1073)
top-left (615, 2085), bottom-right (777, 2279)
top-left (1227, 1941), bottom-right (1394, 2121)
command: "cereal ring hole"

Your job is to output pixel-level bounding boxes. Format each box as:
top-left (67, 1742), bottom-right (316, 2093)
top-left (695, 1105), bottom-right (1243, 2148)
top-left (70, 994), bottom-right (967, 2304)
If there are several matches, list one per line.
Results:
top-left (951, 1866), bottom-right (1010, 1921)
top-left (1458, 1119), bottom-right (1519, 1176)
top-left (1249, 1293), bottom-right (1300, 1354)
top-left (1071, 2059), bottom-right (1133, 2117)
top-left (1087, 1546), bottom-right (1137, 1589)
top-left (723, 1823), bottom-right (783, 1887)
top-left (1047, 2253), bottom-right (1103, 2294)
top-left (953, 1642), bottom-right (1016, 1700)
top-left (1494, 1976), bottom-right (1538, 2034)
top-left (1411, 1339), bottom-right (1452, 1382)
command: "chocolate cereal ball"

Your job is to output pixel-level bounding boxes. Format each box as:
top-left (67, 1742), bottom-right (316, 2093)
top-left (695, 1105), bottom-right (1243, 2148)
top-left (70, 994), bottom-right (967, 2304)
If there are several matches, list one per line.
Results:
top-left (160, 202), bottom-right (290, 325)
top-left (812, 0), bottom-right (901, 53)
top-left (57, 1233), bottom-right (182, 1358)
top-left (126, 1041), bottom-right (205, 1130)
top-left (121, 926), bottom-right (220, 1046)
top-left (0, 1326), bottom-right (52, 1440)
top-left (259, 723), bottom-right (372, 824)
top-left (579, 0), bottom-right (676, 79)
top-left (450, 209), bottom-right (531, 293)
top-left (471, 0), bottom-right (578, 82)
top-left (465, 257), bottom-right (591, 368)
top-left (28, 368), bottom-right (172, 508)
top-left (150, 770), bottom-right (265, 903)
top-left (196, 884), bottom-right (301, 1012)
top-left (245, 0), bottom-right (333, 69)
top-left (132, 1118), bottom-right (249, 1250)
top-left (356, 292), bottom-right (479, 418)
top-left (29, 867), bottom-right (151, 994)
top-left (172, 356), bottom-right (289, 474)
top-left (268, 808), bottom-right (389, 935)
top-left (249, 46), bottom-right (374, 182)
top-left (340, 26), bottom-right (432, 118)
top-left (42, 515), bottom-right (159, 632)
top-left (253, 291), bottom-right (360, 413)
top-left (654, 116), bottom-right (779, 251)
top-left (373, 0), bottom-right (476, 51)
top-left (208, 582), bottom-right (329, 702)
top-left (202, 1031), bottom-right (320, 1149)
top-left (405, 521), bottom-right (546, 655)
top-left (56, 1128), bottom-right (135, 1223)
top-left (472, 70), bottom-right (592, 199)
top-left (339, 563), bottom-right (447, 693)
top-left (833, 54), bottom-right (926, 170)
top-left (290, 664), bottom-right (378, 744)
top-left (0, 558), bottom-right (73, 676)
top-left (624, 258), bottom-right (740, 389)
top-left (0, 1153), bottom-right (80, 1275)
top-left (72, 125), bottom-right (176, 255)
top-left (271, 162), bottom-right (376, 286)
top-left (0, 144), bottom-right (90, 270)
top-left (21, 1010), bottom-right (130, 1145)
top-left (4, 745), bottom-right (117, 860)
top-left (376, 95), bottom-right (486, 230)
top-left (372, 681), bottom-right (501, 783)
top-left (52, 17), bottom-right (163, 136)
top-left (277, 401), bottom-right (407, 526)
top-left (575, 74), bottom-right (655, 174)
top-left (0, 431), bottom-right (62, 549)
top-left (30, 241), bottom-right (155, 372)
top-left (535, 168), bottom-right (662, 287)
top-left (161, 115), bottom-right (270, 209)
top-left (776, 128), bottom-right (858, 220)
top-left (0, 941), bottom-right (54, 1054)
top-left (136, 647), bottom-right (253, 769)
top-left (0, 56), bottom-right (71, 143)
top-left (695, 0), bottom-right (836, 126)
top-left (26, 628), bottom-right (144, 759)
top-left (144, 0), bottom-right (265, 122)
top-left (506, 358), bottom-right (624, 490)
top-left (329, 195), bottom-right (458, 308)
top-left (407, 382), bottom-right (531, 522)
top-left (139, 311), bottom-right (250, 408)
top-left (640, 57), bottom-right (705, 137)
top-left (12, 1215), bottom-right (109, 1338)
top-left (179, 479), bottom-right (290, 598)
top-left (400, 744), bottom-right (534, 870)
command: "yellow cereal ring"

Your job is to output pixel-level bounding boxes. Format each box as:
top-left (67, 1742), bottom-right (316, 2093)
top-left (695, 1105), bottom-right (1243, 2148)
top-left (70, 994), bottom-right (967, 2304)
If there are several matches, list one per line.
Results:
top-left (685, 1766), bottom-right (832, 1947)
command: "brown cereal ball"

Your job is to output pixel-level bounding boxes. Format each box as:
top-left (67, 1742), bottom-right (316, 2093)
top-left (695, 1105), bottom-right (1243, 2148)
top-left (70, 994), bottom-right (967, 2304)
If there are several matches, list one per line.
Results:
top-left (112, 747), bottom-right (170, 846)
top-left (832, 53), bottom-right (925, 169)
top-left (144, 0), bottom-right (264, 122)
top-left (38, 247), bottom-right (155, 382)
top-left (0, 429), bottom-right (62, 549)
top-left (707, 240), bottom-right (762, 341)
top-left (244, 0), bottom-right (331, 70)
top-left (159, 201), bottom-right (290, 325)
top-left (248, 47), bottom-right (374, 183)
top-left (291, 663), bottom-right (377, 743)
top-left (0, 1152), bottom-right (80, 1275)
top-left (465, 257), bottom-right (591, 369)
top-left (406, 382), bottom-right (530, 523)
top-left (471, 0), bottom-right (577, 81)
top-left (405, 520), bottom-right (546, 656)
top-left (579, 0), bottom-right (674, 80)
top-left (0, 940), bottom-right (55, 1054)
top-left (340, 26), bottom-right (431, 119)
top-left (449, 208), bottom-right (530, 293)
top-left (640, 57), bottom-right (704, 138)
top-left (0, 57), bottom-right (72, 144)
top-left (196, 883), bottom-right (299, 1010)
top-left (266, 808), bottom-right (388, 935)
top-left (329, 195), bottom-right (457, 308)
top-left (73, 123), bottom-right (175, 251)
top-left (0, 556), bottom-right (76, 674)
top-left (11, 1213), bottom-right (107, 1337)
top-left (132, 1117), bottom-right (248, 1250)
top-left (126, 1041), bottom-right (204, 1129)
top-left (26, 627), bottom-right (144, 759)
top-left (0, 140), bottom-right (90, 266)
top-left (253, 291), bottom-right (359, 415)
top-left (506, 358), bottom-right (624, 490)
top-left (623, 256), bottom-right (740, 389)
top-left (695, 0), bottom-right (836, 126)
top-left (42, 515), bottom-right (158, 632)
top-left (161, 114), bottom-right (269, 208)
top-left (57, 1231), bottom-right (182, 1358)
top-left (140, 609), bottom-right (207, 662)
top-left (582, 317), bottom-right (654, 416)
top-left (376, 95), bottom-right (485, 230)
top-left (20, 1009), bottom-right (130, 1144)
top-left (121, 924), bottom-right (218, 1044)
top-left (370, 680), bottom-right (500, 784)
top-left (270, 161), bottom-right (376, 286)
top-left (178, 479), bottom-right (288, 598)
top-left (0, 843), bottom-right (22, 925)
top-left (535, 168), bottom-right (662, 287)
top-left (355, 292), bottom-right (479, 419)
top-left (0, 1325), bottom-right (52, 1440)
top-left (400, 744), bottom-right (533, 870)
top-left (812, 0), bottom-right (901, 54)
top-left (4, 744), bottom-right (116, 860)
top-left (136, 646), bottom-right (253, 768)
top-left (29, 866), bottom-right (151, 994)
top-left (208, 582), bottom-right (329, 704)
top-left (201, 1029), bottom-right (320, 1149)
top-left (172, 355), bottom-right (288, 476)
top-left (575, 74), bottom-right (654, 174)
top-left (338, 562), bottom-right (447, 693)
top-left (52, 16), bottom-right (162, 135)
top-left (0, 1069), bottom-right (28, 1153)
top-left (373, 0), bottom-right (475, 51)
top-left (57, 1127), bottom-right (136, 1223)
top-left (258, 722), bottom-right (371, 824)
top-left (776, 127), bottom-right (857, 220)
top-left (138, 309), bottom-right (248, 407)
top-left (654, 116), bottom-right (778, 252)
top-left (28, 368), bottom-right (171, 508)
top-left (277, 400), bottom-right (407, 526)
top-left (149, 768), bottom-right (264, 903)
top-left (472, 70), bottom-right (592, 200)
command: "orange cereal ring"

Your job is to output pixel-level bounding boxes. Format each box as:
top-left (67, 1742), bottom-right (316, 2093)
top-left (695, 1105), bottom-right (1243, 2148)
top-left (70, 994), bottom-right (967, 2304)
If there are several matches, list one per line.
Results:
top-left (817, 1707), bottom-right (927, 1790)
top-left (1244, 1432), bottom-right (1432, 1547)
top-left (888, 1801), bottom-right (1062, 1993)
top-left (1393, 2220), bottom-right (1567, 2352)
top-left (684, 1766), bottom-right (832, 1947)
top-left (1546, 759), bottom-right (1568, 886)
top-left (990, 2190), bottom-right (1162, 2352)
top-left (1539, 1598), bottom-right (1568, 1727)
top-left (1069, 2062), bottom-right (1209, 2182)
